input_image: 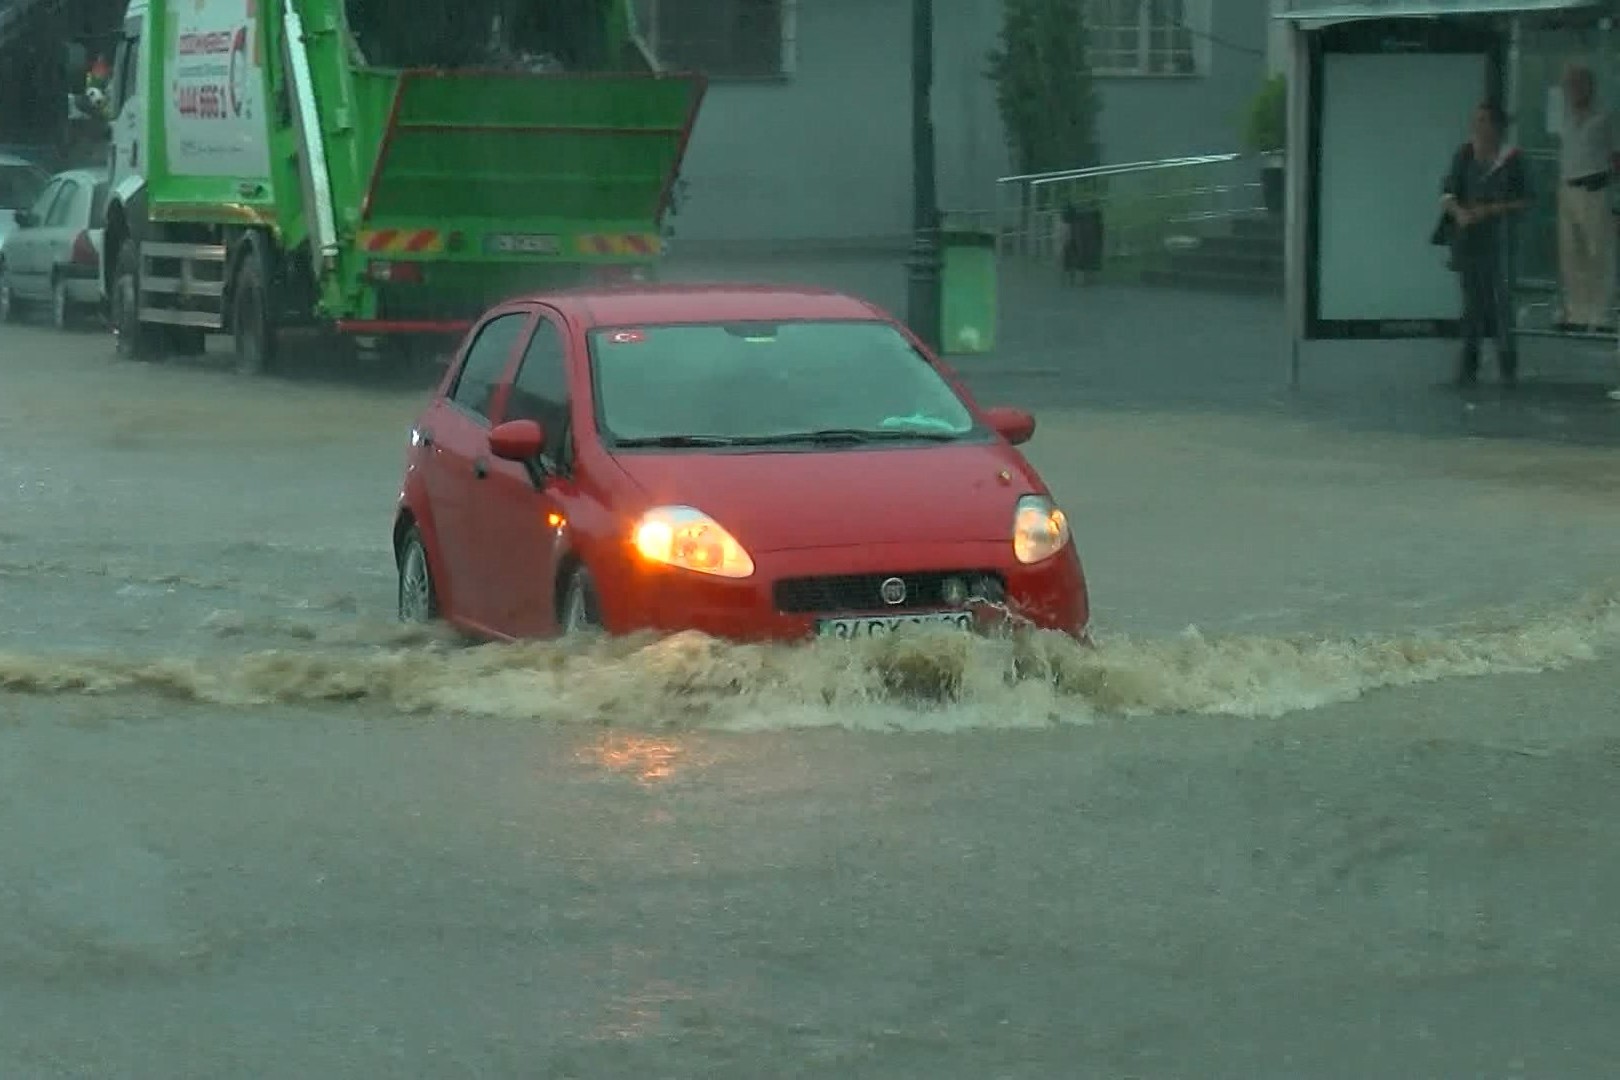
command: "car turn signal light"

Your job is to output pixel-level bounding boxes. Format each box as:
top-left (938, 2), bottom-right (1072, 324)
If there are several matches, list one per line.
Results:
top-left (632, 506), bottom-right (755, 578)
top-left (1013, 495), bottom-right (1070, 565)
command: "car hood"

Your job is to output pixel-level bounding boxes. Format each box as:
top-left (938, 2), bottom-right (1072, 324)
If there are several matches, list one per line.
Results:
top-left (608, 441), bottom-right (1047, 552)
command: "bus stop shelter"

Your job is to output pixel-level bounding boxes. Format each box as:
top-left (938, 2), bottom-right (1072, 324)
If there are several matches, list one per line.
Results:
top-left (1276, 0), bottom-right (1618, 384)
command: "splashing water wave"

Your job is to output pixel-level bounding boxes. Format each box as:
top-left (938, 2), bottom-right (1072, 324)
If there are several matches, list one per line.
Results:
top-left (2, 592), bottom-right (1617, 731)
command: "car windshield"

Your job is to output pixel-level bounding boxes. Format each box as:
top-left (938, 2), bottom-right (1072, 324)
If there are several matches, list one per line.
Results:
top-left (0, 164), bottom-right (47, 211)
top-left (589, 320), bottom-right (979, 446)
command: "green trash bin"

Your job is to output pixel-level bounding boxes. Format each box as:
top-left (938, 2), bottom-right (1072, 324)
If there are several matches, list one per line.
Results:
top-left (939, 228), bottom-right (998, 355)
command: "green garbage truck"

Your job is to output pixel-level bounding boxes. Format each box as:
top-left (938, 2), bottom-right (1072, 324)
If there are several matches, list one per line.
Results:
top-left (100, 0), bottom-right (705, 373)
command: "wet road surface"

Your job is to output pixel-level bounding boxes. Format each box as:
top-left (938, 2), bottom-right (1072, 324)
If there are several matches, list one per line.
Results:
top-left (4, 283), bottom-right (1620, 1076)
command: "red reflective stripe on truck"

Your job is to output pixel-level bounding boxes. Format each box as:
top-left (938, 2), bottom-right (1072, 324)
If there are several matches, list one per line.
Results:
top-left (403, 230), bottom-right (439, 253)
top-left (363, 229), bottom-right (399, 252)
top-left (573, 233), bottom-right (661, 257)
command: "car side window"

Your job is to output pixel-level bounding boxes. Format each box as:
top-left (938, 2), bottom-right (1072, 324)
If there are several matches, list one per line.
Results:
top-left (46, 181), bottom-right (80, 228)
top-left (448, 313), bottom-right (526, 421)
top-left (503, 315), bottom-right (571, 460)
top-left (29, 179), bottom-right (62, 221)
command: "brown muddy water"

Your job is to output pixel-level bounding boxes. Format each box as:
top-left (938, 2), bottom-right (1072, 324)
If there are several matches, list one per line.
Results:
top-left (3, 320), bottom-right (1620, 1077)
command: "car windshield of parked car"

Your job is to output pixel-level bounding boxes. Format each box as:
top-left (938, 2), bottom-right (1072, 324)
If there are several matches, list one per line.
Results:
top-left (589, 320), bottom-right (978, 445)
top-left (0, 164), bottom-right (47, 210)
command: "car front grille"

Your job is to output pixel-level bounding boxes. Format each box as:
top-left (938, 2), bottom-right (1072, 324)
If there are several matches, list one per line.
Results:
top-left (773, 571), bottom-right (1007, 615)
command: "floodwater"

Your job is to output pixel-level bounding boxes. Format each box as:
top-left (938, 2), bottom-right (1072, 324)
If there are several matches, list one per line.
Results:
top-left (3, 312), bottom-right (1620, 1077)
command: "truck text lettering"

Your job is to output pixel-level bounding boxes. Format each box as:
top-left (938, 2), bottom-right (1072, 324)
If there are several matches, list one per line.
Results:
top-left (176, 83), bottom-right (227, 119)
top-left (178, 31), bottom-right (235, 56)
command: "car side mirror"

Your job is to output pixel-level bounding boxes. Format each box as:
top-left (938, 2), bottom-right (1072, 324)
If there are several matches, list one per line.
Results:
top-left (489, 419), bottom-right (545, 462)
top-left (13, 210), bottom-right (36, 228)
top-left (984, 406), bottom-right (1036, 446)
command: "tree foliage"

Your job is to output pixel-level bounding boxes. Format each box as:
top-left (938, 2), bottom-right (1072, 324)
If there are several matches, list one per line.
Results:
top-left (1243, 73), bottom-right (1286, 154)
top-left (986, 0), bottom-right (1100, 175)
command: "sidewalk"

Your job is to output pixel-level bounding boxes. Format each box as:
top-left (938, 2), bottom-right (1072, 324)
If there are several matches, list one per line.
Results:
top-left (663, 250), bottom-right (1620, 448)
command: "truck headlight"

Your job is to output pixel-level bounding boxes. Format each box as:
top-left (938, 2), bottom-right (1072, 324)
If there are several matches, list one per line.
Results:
top-left (1013, 495), bottom-right (1070, 565)
top-left (632, 506), bottom-right (755, 578)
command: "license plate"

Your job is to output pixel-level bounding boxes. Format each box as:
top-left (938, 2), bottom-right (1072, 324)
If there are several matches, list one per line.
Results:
top-left (484, 233), bottom-right (560, 256)
top-left (816, 612), bottom-right (973, 639)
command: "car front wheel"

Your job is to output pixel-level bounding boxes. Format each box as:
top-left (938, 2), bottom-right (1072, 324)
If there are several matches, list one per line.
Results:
top-left (397, 527), bottom-right (439, 624)
top-left (558, 565), bottom-right (603, 637)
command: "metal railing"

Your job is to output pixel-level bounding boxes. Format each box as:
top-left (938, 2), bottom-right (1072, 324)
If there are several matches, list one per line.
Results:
top-left (990, 152), bottom-right (1270, 270)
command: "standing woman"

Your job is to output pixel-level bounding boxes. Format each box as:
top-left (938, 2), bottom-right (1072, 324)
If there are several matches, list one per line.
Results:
top-left (1440, 100), bottom-right (1532, 387)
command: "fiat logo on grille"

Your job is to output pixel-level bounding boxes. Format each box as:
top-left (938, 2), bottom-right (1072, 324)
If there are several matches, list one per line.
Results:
top-left (879, 577), bottom-right (907, 606)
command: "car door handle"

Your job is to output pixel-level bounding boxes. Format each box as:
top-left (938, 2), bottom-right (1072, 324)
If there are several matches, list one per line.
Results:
top-left (473, 458), bottom-right (489, 479)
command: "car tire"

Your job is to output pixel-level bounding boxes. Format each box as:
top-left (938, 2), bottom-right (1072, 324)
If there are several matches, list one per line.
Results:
top-left (558, 564), bottom-right (604, 637)
top-left (397, 526), bottom-right (440, 624)
top-left (111, 244), bottom-right (163, 361)
top-left (0, 263), bottom-right (19, 323)
top-left (231, 240), bottom-right (277, 376)
top-left (51, 276), bottom-right (75, 330)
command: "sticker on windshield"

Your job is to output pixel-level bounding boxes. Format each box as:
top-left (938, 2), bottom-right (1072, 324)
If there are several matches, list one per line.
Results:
top-left (609, 330), bottom-right (646, 345)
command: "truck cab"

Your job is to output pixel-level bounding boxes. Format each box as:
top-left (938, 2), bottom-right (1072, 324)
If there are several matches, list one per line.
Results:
top-left (104, 0), bottom-right (148, 261)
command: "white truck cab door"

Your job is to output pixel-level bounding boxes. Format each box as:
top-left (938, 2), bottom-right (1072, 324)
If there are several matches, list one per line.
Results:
top-left (107, 7), bottom-right (148, 192)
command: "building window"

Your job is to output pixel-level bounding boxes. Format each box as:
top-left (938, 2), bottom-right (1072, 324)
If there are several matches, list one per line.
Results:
top-left (633, 0), bottom-right (797, 80)
top-left (1089, 0), bottom-right (1204, 77)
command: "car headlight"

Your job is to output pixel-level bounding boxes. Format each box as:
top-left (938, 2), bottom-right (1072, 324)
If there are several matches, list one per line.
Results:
top-left (632, 505), bottom-right (755, 578)
top-left (1013, 495), bottom-right (1070, 565)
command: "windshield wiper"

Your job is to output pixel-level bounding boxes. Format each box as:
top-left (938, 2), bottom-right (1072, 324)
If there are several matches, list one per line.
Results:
top-left (613, 429), bottom-right (963, 449)
top-left (745, 428), bottom-right (962, 444)
top-left (612, 434), bottom-right (742, 448)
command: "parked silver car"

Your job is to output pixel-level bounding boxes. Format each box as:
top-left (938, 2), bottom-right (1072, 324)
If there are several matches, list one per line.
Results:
top-left (0, 152), bottom-right (49, 243)
top-left (0, 166), bottom-right (109, 329)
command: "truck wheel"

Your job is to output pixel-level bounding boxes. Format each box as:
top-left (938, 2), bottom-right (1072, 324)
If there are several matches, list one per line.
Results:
top-left (111, 245), bottom-right (163, 361)
top-left (231, 246), bottom-right (276, 376)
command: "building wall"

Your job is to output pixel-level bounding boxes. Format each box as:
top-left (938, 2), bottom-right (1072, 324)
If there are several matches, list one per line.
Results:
top-left (1092, 0), bottom-right (1272, 164)
top-left (670, 0), bottom-right (1271, 249)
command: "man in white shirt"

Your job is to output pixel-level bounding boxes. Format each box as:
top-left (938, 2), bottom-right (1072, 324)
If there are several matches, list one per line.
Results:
top-left (1555, 62), bottom-right (1616, 332)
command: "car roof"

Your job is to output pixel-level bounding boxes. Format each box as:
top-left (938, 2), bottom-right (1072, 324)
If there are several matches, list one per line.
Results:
top-left (51, 167), bottom-right (109, 183)
top-left (0, 154), bottom-right (46, 170)
top-left (519, 283), bottom-right (892, 328)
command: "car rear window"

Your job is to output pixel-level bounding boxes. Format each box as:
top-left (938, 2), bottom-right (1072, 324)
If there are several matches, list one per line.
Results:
top-left (587, 319), bottom-right (978, 444)
top-left (90, 182), bottom-right (110, 228)
top-left (0, 164), bottom-right (47, 210)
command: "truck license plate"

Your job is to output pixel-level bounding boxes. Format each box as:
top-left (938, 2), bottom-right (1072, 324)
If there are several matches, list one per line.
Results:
top-left (816, 612), bottom-right (973, 639)
top-left (485, 233), bottom-right (560, 256)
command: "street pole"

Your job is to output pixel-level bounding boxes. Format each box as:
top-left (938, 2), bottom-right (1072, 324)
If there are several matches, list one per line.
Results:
top-left (906, 0), bottom-right (942, 352)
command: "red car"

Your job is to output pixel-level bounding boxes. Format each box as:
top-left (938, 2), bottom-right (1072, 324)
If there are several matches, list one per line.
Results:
top-left (393, 285), bottom-right (1089, 643)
